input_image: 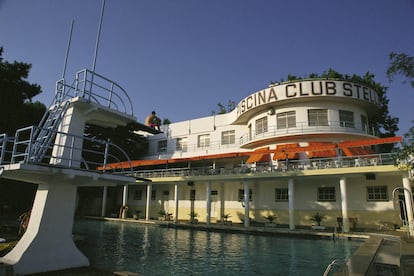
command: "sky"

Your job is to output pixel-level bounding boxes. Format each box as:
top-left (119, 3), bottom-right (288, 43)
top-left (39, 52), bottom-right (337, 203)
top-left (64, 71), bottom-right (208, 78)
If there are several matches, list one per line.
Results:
top-left (0, 0), bottom-right (413, 136)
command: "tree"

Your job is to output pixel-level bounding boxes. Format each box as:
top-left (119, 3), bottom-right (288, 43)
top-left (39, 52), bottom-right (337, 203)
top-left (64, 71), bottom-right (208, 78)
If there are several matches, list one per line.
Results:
top-left (387, 52), bottom-right (414, 88)
top-left (211, 100), bottom-right (236, 115)
top-left (387, 52), bottom-right (414, 167)
top-left (0, 46), bottom-right (46, 216)
top-left (394, 122), bottom-right (414, 170)
top-left (0, 47), bottom-right (46, 135)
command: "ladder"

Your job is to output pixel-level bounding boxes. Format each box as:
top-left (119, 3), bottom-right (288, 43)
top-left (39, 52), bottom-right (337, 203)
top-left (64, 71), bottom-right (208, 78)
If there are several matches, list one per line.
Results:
top-left (28, 99), bottom-right (71, 163)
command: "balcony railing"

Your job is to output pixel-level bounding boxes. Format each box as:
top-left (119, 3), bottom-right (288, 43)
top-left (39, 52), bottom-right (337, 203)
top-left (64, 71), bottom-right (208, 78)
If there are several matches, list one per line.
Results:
top-left (55, 69), bottom-right (134, 117)
top-left (132, 152), bottom-right (397, 179)
top-left (239, 121), bottom-right (377, 146)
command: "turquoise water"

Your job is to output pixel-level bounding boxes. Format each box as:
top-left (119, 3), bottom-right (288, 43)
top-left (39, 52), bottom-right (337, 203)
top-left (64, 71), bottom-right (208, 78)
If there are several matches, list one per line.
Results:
top-left (73, 220), bottom-right (361, 276)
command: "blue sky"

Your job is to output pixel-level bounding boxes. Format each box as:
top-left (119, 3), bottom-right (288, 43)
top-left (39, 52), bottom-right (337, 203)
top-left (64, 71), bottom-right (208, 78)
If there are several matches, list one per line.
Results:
top-left (1, 0), bottom-right (413, 135)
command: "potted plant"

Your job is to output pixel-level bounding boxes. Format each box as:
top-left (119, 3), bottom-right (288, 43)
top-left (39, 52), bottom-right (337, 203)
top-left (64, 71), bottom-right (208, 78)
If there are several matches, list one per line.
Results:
top-left (264, 213), bottom-right (277, 227)
top-left (223, 213), bottom-right (232, 225)
top-left (158, 209), bottom-right (167, 221)
top-left (133, 210), bottom-right (141, 220)
top-left (310, 212), bottom-right (326, 230)
top-left (189, 211), bottom-right (199, 224)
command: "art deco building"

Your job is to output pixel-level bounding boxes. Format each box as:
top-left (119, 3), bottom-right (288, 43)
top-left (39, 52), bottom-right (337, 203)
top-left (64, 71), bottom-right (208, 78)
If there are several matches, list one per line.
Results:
top-left (101, 78), bottom-right (410, 233)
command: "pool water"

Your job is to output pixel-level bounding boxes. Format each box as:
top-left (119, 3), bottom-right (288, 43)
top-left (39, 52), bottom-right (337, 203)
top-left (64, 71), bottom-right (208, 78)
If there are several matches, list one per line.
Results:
top-left (73, 220), bottom-right (362, 276)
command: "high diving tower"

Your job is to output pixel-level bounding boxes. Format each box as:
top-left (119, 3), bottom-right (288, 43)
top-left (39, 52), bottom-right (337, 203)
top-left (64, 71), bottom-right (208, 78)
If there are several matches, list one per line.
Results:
top-left (0, 69), bottom-right (150, 275)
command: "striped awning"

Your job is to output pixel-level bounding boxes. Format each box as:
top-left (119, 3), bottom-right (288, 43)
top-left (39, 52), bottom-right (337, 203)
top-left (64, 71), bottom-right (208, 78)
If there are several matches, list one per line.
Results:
top-left (246, 147), bottom-right (271, 163)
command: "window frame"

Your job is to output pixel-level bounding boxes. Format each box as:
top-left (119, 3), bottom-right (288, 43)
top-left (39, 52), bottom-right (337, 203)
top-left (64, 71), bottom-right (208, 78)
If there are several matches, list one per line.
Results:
top-left (366, 186), bottom-right (388, 201)
top-left (308, 109), bottom-right (329, 126)
top-left (255, 116), bottom-right (268, 135)
top-left (197, 134), bottom-right (210, 148)
top-left (221, 130), bottom-right (235, 145)
top-left (339, 110), bottom-right (355, 128)
top-left (275, 188), bottom-right (289, 202)
top-left (317, 186), bottom-right (336, 202)
top-left (176, 137), bottom-right (188, 152)
top-left (277, 111), bottom-right (296, 129)
top-left (157, 140), bottom-right (167, 153)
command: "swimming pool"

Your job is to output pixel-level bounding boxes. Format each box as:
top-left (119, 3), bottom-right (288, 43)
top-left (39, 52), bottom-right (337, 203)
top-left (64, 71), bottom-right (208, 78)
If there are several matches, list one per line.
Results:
top-left (73, 220), bottom-right (362, 275)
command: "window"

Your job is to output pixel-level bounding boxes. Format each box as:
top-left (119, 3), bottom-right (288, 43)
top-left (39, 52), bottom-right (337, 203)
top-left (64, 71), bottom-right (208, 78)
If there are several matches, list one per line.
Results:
top-left (277, 111), bottom-right (296, 129)
top-left (190, 189), bottom-right (196, 201)
top-left (211, 190), bottom-right (218, 196)
top-left (133, 189), bottom-right (143, 200)
top-left (221, 130), bottom-right (235, 145)
top-left (339, 110), bottom-right (354, 128)
top-left (176, 137), bottom-right (188, 152)
top-left (367, 186), bottom-right (388, 201)
top-left (238, 189), bottom-right (253, 202)
top-left (198, 134), bottom-right (210, 148)
top-left (317, 187), bottom-right (336, 201)
top-left (157, 140), bottom-right (167, 153)
top-left (151, 190), bottom-right (156, 200)
top-left (361, 115), bottom-right (368, 132)
top-left (163, 190), bottom-right (170, 196)
top-left (308, 109), bottom-right (328, 126)
top-left (275, 188), bottom-right (288, 201)
top-left (255, 117), bottom-right (268, 135)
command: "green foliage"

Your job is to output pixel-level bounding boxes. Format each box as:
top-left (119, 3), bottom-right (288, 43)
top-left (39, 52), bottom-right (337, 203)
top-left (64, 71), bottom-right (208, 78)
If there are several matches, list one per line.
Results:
top-left (394, 121), bottom-right (414, 169)
top-left (211, 100), bottom-right (236, 115)
top-left (162, 118), bottom-right (171, 125)
top-left (387, 52), bottom-right (414, 87)
top-left (310, 212), bottom-right (326, 226)
top-left (0, 47), bottom-right (46, 135)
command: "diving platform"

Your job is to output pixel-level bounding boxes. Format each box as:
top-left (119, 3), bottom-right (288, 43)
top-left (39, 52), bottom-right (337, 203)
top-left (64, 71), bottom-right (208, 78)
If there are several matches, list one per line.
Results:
top-left (0, 69), bottom-right (138, 275)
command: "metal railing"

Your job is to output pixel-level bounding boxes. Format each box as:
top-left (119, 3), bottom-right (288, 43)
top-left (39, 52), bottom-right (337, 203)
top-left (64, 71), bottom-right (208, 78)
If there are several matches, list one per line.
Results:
top-left (239, 121), bottom-right (377, 146)
top-left (55, 68), bottom-right (134, 117)
top-left (0, 133), bottom-right (15, 165)
top-left (0, 126), bottom-right (133, 174)
top-left (323, 259), bottom-right (348, 276)
top-left (132, 152), bottom-right (397, 179)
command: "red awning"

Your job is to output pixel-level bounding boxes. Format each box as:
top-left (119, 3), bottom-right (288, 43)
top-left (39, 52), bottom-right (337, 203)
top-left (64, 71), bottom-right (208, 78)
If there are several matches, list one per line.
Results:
top-left (246, 147), bottom-right (271, 163)
top-left (338, 136), bottom-right (402, 148)
top-left (246, 153), bottom-right (271, 163)
top-left (341, 147), bottom-right (375, 157)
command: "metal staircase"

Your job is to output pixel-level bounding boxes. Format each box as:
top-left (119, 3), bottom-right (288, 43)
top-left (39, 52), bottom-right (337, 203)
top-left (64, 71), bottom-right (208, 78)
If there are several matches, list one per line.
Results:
top-left (30, 100), bottom-right (71, 163)
top-left (11, 86), bottom-right (71, 164)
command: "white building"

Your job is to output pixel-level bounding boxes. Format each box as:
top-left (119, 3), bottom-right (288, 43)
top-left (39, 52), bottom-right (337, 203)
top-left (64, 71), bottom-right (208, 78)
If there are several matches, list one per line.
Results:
top-left (103, 78), bottom-right (412, 233)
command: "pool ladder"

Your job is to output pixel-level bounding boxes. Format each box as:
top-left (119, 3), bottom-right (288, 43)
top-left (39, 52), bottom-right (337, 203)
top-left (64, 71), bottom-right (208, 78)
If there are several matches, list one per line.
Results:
top-left (323, 259), bottom-right (348, 276)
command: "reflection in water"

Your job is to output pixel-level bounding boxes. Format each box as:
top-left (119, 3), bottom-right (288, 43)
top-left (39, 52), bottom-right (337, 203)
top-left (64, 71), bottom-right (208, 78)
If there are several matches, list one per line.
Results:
top-left (73, 220), bottom-right (361, 276)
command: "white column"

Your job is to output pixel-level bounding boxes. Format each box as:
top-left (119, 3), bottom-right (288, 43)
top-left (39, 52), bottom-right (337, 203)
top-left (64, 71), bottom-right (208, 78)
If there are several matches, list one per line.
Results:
top-left (340, 177), bottom-right (350, 232)
top-left (121, 185), bottom-right (129, 219)
top-left (174, 183), bottom-right (179, 223)
top-left (146, 183), bottom-right (152, 221)
top-left (403, 175), bottom-right (414, 236)
top-left (220, 182), bottom-right (225, 223)
top-left (288, 179), bottom-right (295, 230)
top-left (101, 186), bottom-right (107, 217)
top-left (244, 180), bottom-right (249, 227)
top-left (0, 183), bottom-right (89, 274)
top-left (206, 181), bottom-right (211, 225)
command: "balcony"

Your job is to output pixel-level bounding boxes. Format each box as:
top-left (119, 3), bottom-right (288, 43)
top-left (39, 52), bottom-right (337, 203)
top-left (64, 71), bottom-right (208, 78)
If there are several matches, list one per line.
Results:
top-left (239, 121), bottom-right (377, 148)
top-left (131, 152), bottom-right (396, 180)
